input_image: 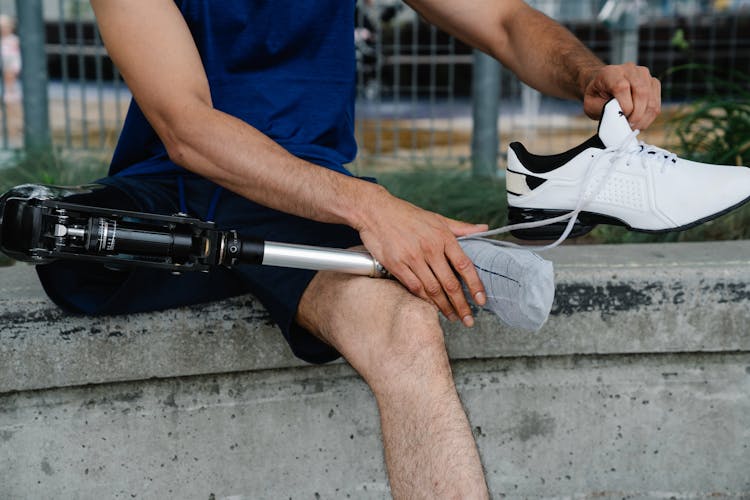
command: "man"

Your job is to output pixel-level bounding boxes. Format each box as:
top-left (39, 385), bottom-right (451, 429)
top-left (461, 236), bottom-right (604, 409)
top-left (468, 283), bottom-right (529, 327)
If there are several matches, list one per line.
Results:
top-left (40, 1), bottom-right (660, 497)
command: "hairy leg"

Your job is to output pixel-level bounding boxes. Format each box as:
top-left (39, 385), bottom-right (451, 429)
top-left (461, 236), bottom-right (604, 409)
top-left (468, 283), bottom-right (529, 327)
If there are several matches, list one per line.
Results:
top-left (297, 271), bottom-right (489, 499)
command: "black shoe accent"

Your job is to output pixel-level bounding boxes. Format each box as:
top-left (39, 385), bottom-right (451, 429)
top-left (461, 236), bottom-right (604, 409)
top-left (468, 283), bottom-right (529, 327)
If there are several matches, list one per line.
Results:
top-left (507, 207), bottom-right (627, 240)
top-left (525, 174), bottom-right (547, 190)
top-left (509, 135), bottom-right (605, 174)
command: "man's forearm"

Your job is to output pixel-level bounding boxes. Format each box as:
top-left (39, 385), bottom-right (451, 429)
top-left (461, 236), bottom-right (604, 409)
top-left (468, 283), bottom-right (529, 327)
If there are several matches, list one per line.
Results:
top-left (408, 0), bottom-right (604, 101)
top-left (492, 5), bottom-right (604, 100)
top-left (164, 103), bottom-right (381, 231)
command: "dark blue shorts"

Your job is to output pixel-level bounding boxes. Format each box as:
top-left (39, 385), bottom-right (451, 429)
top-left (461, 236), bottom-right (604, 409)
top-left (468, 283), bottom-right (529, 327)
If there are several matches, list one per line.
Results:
top-left (36, 173), bottom-right (363, 364)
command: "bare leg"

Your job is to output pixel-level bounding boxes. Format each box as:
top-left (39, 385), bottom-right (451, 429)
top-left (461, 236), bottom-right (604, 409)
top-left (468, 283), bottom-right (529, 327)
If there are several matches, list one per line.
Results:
top-left (297, 271), bottom-right (489, 499)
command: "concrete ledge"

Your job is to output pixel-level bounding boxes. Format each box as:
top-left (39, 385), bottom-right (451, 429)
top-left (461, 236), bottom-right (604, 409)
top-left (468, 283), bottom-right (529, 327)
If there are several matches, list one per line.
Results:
top-left (2, 241), bottom-right (750, 393)
top-left (2, 241), bottom-right (750, 498)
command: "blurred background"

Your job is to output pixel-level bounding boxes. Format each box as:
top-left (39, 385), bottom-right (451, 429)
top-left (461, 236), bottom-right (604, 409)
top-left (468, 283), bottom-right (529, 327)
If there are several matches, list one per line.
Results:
top-left (0, 0), bottom-right (749, 246)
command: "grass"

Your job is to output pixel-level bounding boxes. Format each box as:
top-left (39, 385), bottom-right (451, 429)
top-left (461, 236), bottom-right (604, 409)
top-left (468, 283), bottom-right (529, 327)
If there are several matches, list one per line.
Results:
top-left (375, 168), bottom-right (508, 230)
top-left (0, 148), bottom-right (110, 193)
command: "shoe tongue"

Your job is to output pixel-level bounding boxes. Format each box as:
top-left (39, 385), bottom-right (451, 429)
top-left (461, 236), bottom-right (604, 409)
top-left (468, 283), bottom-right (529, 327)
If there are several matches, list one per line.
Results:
top-left (597, 99), bottom-right (635, 148)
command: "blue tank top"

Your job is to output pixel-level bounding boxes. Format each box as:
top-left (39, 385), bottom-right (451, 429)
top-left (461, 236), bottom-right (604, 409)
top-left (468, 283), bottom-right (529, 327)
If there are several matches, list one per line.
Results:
top-left (109, 1), bottom-right (357, 177)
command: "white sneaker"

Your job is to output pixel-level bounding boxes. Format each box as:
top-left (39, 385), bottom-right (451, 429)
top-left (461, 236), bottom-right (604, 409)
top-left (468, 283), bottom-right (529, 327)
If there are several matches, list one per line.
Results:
top-left (505, 98), bottom-right (750, 240)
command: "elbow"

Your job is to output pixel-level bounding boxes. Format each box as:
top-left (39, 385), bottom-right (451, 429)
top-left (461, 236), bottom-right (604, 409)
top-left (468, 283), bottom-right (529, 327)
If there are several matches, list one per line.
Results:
top-left (162, 129), bottom-right (191, 167)
top-left (486, 26), bottom-right (510, 62)
top-left (154, 98), bottom-right (213, 168)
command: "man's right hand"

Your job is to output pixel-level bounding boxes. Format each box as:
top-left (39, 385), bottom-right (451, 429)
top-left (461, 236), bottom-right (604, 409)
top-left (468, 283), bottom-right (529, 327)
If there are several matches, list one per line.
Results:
top-left (355, 186), bottom-right (487, 327)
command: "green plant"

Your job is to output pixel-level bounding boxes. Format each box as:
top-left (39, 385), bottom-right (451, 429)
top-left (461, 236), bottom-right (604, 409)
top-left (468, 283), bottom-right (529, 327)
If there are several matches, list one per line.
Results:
top-left (669, 66), bottom-right (750, 167)
top-left (670, 28), bottom-right (689, 51)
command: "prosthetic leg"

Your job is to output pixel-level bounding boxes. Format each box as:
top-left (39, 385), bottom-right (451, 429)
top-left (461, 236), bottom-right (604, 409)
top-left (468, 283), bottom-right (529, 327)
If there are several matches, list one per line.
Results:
top-left (0, 184), bottom-right (555, 331)
top-left (0, 183), bottom-right (388, 277)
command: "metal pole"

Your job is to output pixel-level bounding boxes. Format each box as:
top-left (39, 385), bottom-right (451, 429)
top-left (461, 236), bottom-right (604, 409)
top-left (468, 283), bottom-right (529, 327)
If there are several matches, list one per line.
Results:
top-left (471, 49), bottom-right (501, 179)
top-left (16, 0), bottom-right (51, 151)
top-left (610, 3), bottom-right (639, 65)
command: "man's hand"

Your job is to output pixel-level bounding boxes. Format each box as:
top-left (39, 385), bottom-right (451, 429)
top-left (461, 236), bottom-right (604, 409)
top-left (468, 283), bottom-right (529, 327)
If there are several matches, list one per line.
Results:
top-left (355, 187), bottom-right (487, 327)
top-left (581, 63), bottom-right (662, 130)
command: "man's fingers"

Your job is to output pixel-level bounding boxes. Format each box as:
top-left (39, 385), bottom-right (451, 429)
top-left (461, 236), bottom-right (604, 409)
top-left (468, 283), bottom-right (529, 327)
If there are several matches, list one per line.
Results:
top-left (356, 196), bottom-right (486, 325)
top-left (396, 260), bottom-right (458, 321)
top-left (427, 252), bottom-right (475, 327)
top-left (629, 71), bottom-right (648, 125)
top-left (604, 68), bottom-right (635, 118)
top-left (626, 66), bottom-right (654, 128)
top-left (445, 238), bottom-right (486, 308)
top-left (627, 76), bottom-right (661, 129)
top-left (640, 77), bottom-right (661, 129)
top-left (387, 239), bottom-right (483, 326)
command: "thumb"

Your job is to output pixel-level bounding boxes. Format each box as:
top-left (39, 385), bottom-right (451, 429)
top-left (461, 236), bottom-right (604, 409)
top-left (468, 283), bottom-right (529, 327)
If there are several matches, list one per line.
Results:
top-left (443, 216), bottom-right (488, 237)
top-left (583, 94), bottom-right (608, 120)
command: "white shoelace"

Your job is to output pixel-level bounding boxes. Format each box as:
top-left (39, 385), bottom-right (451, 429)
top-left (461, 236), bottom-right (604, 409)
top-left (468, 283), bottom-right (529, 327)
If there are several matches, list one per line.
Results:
top-left (459, 129), bottom-right (667, 251)
top-left (634, 142), bottom-right (678, 173)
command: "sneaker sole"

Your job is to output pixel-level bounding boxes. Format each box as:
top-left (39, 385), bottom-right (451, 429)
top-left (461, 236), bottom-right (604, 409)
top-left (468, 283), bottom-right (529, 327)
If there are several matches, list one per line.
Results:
top-left (508, 193), bottom-right (750, 240)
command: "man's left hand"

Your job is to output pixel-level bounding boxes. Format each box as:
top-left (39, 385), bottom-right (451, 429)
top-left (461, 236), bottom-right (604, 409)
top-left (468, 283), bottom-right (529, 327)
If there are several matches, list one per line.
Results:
top-left (582, 63), bottom-right (661, 130)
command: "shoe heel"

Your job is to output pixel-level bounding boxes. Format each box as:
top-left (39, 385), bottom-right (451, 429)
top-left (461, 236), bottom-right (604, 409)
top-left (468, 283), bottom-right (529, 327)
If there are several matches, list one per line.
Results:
top-left (508, 207), bottom-right (597, 240)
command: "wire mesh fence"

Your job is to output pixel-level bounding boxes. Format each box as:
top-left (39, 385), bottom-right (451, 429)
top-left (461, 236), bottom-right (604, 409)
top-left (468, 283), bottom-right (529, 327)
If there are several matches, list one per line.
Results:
top-left (0, 0), bottom-right (748, 171)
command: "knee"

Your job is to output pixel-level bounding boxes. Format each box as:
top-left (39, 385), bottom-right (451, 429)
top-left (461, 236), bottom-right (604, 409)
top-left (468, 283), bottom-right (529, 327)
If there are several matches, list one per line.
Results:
top-left (387, 298), bottom-right (444, 355)
top-left (366, 296), bottom-right (450, 387)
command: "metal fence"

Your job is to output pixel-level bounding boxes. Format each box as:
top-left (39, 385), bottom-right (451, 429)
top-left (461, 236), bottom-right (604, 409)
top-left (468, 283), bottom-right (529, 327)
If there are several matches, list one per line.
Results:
top-left (0, 0), bottom-right (127, 153)
top-left (354, 0), bottom-right (750, 170)
top-left (1, 0), bottom-right (749, 170)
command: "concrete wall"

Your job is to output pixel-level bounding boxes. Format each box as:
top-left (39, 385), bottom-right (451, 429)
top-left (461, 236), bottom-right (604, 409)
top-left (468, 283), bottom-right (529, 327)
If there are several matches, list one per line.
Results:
top-left (2, 241), bottom-right (750, 499)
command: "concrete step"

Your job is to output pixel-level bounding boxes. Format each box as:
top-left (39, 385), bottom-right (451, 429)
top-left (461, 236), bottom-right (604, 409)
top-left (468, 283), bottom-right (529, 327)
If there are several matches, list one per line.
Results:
top-left (2, 241), bottom-right (750, 393)
top-left (1, 241), bottom-right (749, 498)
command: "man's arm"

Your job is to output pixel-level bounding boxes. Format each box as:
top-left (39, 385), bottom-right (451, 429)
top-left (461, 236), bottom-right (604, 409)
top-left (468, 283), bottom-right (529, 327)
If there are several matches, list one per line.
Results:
top-left (90, 0), bottom-right (487, 326)
top-left (406, 0), bottom-right (661, 129)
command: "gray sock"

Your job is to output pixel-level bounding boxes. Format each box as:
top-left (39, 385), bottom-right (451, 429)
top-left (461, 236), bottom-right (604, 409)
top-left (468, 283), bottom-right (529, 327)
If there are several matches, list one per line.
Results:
top-left (459, 239), bottom-right (555, 331)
